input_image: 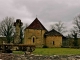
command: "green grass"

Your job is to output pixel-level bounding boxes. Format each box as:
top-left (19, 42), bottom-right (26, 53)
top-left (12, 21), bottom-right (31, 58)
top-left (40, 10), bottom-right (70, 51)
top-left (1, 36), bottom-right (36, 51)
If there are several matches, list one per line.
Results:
top-left (13, 48), bottom-right (80, 55)
top-left (32, 48), bottom-right (80, 55)
top-left (13, 51), bottom-right (24, 55)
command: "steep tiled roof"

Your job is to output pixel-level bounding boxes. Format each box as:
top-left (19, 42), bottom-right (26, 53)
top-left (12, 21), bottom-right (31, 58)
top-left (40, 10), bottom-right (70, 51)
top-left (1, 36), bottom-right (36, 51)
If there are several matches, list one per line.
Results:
top-left (45, 29), bottom-right (63, 36)
top-left (26, 18), bottom-right (47, 30)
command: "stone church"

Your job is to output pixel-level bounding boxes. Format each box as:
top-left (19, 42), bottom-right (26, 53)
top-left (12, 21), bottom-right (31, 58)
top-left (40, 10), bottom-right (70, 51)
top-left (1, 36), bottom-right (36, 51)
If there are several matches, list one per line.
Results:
top-left (23, 18), bottom-right (63, 48)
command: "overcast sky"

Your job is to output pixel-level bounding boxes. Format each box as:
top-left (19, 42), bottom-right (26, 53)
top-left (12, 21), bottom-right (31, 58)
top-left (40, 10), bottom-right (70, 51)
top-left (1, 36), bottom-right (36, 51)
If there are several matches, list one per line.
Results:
top-left (0, 0), bottom-right (80, 35)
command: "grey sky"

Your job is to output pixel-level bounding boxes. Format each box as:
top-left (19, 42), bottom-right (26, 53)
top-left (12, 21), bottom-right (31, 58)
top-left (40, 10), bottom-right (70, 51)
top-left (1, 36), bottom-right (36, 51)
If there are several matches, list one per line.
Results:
top-left (0, 0), bottom-right (80, 34)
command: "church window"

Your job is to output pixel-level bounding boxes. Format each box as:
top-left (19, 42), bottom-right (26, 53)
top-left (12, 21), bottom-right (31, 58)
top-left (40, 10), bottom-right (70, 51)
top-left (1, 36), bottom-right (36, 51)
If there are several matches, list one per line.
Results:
top-left (53, 41), bottom-right (55, 45)
top-left (33, 37), bottom-right (35, 43)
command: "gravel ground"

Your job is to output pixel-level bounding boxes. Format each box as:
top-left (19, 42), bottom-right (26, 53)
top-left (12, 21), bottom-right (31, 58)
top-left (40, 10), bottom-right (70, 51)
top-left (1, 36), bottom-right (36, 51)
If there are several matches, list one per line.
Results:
top-left (0, 53), bottom-right (80, 60)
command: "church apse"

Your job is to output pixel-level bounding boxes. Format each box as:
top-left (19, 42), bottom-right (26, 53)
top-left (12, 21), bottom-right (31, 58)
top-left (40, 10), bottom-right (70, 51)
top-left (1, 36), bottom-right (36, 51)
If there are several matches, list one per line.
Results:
top-left (23, 18), bottom-right (47, 47)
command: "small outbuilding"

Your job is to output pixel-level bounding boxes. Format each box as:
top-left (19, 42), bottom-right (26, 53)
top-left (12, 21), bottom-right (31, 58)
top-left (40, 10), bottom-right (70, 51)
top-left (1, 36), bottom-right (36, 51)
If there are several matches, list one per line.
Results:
top-left (44, 29), bottom-right (63, 47)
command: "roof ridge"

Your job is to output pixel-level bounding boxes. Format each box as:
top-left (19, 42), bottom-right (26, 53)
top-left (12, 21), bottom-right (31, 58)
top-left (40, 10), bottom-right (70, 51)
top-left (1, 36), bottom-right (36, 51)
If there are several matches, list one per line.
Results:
top-left (26, 18), bottom-right (47, 30)
top-left (45, 29), bottom-right (63, 36)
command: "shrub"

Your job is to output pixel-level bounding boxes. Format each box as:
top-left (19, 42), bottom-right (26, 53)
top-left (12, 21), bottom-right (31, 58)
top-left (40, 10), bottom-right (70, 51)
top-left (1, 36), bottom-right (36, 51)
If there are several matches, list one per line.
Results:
top-left (43, 45), bottom-right (48, 48)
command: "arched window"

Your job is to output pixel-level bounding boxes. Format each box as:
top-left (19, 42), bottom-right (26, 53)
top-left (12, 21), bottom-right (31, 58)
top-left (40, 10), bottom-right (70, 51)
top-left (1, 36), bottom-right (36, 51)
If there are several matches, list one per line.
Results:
top-left (33, 37), bottom-right (35, 43)
top-left (53, 41), bottom-right (55, 45)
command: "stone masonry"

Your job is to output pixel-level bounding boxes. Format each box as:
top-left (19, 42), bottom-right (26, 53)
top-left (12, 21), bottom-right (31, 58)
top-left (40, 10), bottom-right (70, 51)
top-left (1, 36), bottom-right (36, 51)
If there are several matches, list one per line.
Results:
top-left (14, 19), bottom-right (23, 44)
top-left (0, 53), bottom-right (80, 60)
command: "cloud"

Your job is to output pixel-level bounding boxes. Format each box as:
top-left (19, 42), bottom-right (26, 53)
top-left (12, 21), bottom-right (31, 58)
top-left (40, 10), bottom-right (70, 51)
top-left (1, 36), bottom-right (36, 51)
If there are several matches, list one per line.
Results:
top-left (0, 0), bottom-right (80, 35)
top-left (0, 0), bottom-right (32, 24)
top-left (13, 0), bottom-right (80, 22)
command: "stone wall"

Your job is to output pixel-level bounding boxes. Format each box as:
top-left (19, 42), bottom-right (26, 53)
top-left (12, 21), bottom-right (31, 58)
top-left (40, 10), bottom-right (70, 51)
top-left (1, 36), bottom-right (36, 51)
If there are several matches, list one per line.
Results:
top-left (0, 53), bottom-right (80, 60)
top-left (0, 37), bottom-right (7, 44)
top-left (24, 29), bottom-right (46, 47)
top-left (45, 35), bottom-right (62, 47)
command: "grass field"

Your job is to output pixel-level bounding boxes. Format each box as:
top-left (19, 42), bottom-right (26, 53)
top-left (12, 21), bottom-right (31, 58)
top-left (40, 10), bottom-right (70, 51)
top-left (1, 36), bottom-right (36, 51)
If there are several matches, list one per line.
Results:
top-left (32, 48), bottom-right (80, 55)
top-left (13, 48), bottom-right (80, 55)
top-left (13, 51), bottom-right (24, 55)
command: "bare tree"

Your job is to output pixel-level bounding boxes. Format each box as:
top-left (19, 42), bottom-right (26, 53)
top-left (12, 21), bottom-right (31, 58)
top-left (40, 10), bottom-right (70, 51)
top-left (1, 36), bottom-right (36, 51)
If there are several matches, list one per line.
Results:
top-left (20, 26), bottom-right (24, 44)
top-left (0, 17), bottom-right (14, 43)
top-left (73, 15), bottom-right (80, 33)
top-left (50, 21), bottom-right (67, 34)
top-left (69, 15), bottom-right (80, 47)
top-left (70, 28), bottom-right (78, 46)
top-left (20, 23), bottom-right (28, 44)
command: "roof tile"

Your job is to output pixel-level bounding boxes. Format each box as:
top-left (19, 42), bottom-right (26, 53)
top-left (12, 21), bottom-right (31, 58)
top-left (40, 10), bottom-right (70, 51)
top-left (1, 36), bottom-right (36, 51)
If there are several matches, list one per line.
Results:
top-left (45, 29), bottom-right (63, 36)
top-left (26, 18), bottom-right (47, 30)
